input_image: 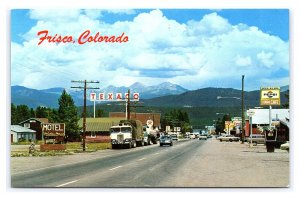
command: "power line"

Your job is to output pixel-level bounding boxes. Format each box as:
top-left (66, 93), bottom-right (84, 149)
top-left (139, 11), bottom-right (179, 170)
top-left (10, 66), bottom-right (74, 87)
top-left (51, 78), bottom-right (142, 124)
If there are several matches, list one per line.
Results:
top-left (71, 80), bottom-right (100, 151)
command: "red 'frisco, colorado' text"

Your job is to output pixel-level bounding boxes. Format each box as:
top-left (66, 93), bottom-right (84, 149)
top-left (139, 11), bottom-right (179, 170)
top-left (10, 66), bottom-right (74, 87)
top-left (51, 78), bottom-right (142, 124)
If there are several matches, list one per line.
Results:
top-left (37, 30), bottom-right (129, 45)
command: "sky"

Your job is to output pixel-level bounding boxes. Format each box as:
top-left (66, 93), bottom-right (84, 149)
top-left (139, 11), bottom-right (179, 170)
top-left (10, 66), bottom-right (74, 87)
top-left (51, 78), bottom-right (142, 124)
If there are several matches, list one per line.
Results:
top-left (11, 9), bottom-right (289, 91)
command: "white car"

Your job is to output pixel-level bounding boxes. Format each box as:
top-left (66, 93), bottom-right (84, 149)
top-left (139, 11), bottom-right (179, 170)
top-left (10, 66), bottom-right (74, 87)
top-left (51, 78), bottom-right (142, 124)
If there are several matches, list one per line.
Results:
top-left (217, 135), bottom-right (239, 142)
top-left (280, 141), bottom-right (289, 151)
top-left (198, 135), bottom-right (207, 140)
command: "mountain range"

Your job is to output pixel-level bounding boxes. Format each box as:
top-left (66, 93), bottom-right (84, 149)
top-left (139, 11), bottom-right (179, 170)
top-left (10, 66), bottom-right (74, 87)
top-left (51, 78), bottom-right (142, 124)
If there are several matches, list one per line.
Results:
top-left (11, 82), bottom-right (188, 108)
top-left (11, 83), bottom-right (289, 108)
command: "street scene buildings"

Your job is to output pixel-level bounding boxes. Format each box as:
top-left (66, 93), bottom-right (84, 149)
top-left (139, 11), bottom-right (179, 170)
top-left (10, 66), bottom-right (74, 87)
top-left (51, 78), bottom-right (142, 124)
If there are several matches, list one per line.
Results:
top-left (10, 9), bottom-right (289, 188)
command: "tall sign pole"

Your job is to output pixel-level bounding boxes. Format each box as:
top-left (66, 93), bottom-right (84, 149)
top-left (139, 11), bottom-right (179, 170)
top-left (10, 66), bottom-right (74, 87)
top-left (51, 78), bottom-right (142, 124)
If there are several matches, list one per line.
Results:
top-left (247, 110), bottom-right (255, 147)
top-left (241, 75), bottom-right (245, 143)
top-left (260, 87), bottom-right (281, 130)
top-left (127, 89), bottom-right (131, 120)
top-left (71, 80), bottom-right (99, 151)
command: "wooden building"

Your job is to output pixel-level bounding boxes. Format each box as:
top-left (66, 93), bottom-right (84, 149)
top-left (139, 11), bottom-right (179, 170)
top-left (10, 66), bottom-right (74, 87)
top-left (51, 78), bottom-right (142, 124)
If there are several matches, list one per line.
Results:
top-left (78, 117), bottom-right (125, 143)
top-left (19, 118), bottom-right (49, 140)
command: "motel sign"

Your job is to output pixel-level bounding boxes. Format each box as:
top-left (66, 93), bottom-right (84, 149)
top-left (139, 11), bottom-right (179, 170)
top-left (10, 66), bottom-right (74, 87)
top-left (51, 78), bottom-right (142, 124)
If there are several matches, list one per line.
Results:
top-left (90, 92), bottom-right (140, 101)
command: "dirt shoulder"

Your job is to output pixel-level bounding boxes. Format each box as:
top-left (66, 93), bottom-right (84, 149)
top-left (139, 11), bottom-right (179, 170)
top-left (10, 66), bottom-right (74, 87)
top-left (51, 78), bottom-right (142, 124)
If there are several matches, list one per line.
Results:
top-left (161, 138), bottom-right (289, 187)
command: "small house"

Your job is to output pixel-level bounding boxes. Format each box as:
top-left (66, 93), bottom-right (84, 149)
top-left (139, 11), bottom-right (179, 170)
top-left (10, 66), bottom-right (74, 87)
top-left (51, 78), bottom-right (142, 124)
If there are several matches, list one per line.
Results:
top-left (11, 125), bottom-right (36, 143)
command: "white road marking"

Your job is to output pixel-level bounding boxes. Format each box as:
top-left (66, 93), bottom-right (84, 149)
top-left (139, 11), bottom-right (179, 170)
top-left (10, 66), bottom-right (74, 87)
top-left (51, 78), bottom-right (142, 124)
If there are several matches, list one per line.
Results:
top-left (154, 152), bottom-right (160, 155)
top-left (12, 154), bottom-right (112, 175)
top-left (109, 166), bottom-right (122, 171)
top-left (56, 180), bottom-right (79, 187)
top-left (138, 157), bottom-right (146, 161)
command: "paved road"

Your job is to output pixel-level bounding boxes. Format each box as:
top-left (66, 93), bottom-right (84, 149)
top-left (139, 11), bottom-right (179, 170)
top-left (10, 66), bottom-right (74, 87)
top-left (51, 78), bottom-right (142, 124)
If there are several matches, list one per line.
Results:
top-left (11, 139), bottom-right (204, 187)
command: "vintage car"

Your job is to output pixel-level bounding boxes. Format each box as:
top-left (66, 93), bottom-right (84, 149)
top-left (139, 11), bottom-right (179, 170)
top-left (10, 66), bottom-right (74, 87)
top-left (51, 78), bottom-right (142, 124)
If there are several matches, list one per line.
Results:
top-left (245, 134), bottom-right (266, 145)
top-left (280, 141), bottom-right (289, 151)
top-left (217, 135), bottom-right (239, 142)
top-left (198, 135), bottom-right (207, 140)
top-left (160, 135), bottom-right (173, 146)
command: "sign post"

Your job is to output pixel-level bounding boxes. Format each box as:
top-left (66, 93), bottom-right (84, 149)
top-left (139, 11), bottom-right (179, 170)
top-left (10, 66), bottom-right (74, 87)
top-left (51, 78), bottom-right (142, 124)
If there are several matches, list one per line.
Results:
top-left (247, 110), bottom-right (255, 147)
top-left (260, 87), bottom-right (280, 130)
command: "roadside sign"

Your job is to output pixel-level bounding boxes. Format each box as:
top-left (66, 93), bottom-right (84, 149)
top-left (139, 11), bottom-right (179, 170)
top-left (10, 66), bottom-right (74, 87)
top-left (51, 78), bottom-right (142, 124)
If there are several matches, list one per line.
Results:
top-left (260, 87), bottom-right (280, 106)
top-left (42, 123), bottom-right (65, 136)
top-left (247, 110), bottom-right (255, 117)
top-left (146, 119), bottom-right (153, 127)
top-left (90, 92), bottom-right (139, 101)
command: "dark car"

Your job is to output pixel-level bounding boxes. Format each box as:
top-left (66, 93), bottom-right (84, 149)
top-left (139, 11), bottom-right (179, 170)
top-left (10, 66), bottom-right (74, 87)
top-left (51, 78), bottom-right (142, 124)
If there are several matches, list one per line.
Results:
top-left (160, 135), bottom-right (173, 146)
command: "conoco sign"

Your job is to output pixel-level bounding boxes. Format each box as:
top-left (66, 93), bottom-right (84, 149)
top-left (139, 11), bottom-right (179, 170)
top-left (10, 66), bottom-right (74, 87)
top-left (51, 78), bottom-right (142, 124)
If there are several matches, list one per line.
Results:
top-left (260, 87), bottom-right (281, 106)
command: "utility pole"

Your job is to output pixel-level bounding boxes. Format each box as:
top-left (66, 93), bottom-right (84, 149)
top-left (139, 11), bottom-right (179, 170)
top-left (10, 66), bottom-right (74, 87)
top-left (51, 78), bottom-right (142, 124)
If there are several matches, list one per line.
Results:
top-left (71, 80), bottom-right (99, 151)
top-left (241, 75), bottom-right (245, 143)
top-left (126, 89), bottom-right (131, 120)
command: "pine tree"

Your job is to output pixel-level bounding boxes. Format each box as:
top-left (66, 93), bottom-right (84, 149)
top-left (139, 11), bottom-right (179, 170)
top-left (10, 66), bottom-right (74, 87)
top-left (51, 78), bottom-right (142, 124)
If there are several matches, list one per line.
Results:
top-left (36, 106), bottom-right (48, 118)
top-left (16, 104), bottom-right (31, 123)
top-left (58, 90), bottom-right (80, 141)
top-left (11, 103), bottom-right (17, 124)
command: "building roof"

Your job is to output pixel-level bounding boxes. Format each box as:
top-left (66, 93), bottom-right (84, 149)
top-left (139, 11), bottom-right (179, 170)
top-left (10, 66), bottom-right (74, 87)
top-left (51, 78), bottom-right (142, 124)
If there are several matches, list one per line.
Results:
top-left (78, 117), bottom-right (125, 132)
top-left (19, 118), bottom-right (49, 124)
top-left (247, 109), bottom-right (289, 125)
top-left (11, 125), bottom-right (36, 133)
top-left (109, 112), bottom-right (161, 127)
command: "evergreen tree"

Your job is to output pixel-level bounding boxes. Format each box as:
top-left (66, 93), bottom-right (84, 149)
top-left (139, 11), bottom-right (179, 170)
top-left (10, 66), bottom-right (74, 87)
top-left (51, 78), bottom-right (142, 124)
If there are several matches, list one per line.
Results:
top-left (161, 109), bottom-right (191, 132)
top-left (36, 106), bottom-right (48, 118)
top-left (96, 109), bottom-right (105, 117)
top-left (30, 108), bottom-right (36, 118)
top-left (282, 90), bottom-right (289, 108)
top-left (11, 103), bottom-right (17, 124)
top-left (16, 105), bottom-right (31, 123)
top-left (48, 109), bottom-right (59, 123)
top-left (58, 90), bottom-right (80, 141)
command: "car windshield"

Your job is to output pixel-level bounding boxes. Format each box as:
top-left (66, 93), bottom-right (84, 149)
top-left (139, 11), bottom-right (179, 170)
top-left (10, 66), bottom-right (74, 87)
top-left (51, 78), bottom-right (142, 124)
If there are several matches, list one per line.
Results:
top-left (161, 136), bottom-right (170, 140)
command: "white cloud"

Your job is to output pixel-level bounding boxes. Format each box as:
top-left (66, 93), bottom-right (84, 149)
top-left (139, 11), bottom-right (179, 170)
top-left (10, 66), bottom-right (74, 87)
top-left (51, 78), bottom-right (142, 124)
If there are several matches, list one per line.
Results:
top-left (257, 51), bottom-right (274, 68)
top-left (12, 9), bottom-right (289, 90)
top-left (235, 55), bottom-right (252, 66)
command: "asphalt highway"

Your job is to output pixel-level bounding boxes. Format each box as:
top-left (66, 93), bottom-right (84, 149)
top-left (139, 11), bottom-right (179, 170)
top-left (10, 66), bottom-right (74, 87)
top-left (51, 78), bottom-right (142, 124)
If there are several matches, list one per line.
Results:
top-left (11, 139), bottom-right (206, 188)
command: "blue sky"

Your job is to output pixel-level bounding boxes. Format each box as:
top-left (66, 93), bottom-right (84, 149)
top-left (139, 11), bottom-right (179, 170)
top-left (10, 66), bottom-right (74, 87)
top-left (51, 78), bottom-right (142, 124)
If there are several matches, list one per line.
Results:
top-left (11, 9), bottom-right (289, 90)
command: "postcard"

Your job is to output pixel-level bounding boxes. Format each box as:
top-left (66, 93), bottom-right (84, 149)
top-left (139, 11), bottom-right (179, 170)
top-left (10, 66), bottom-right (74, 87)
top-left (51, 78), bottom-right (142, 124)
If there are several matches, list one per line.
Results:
top-left (10, 8), bottom-right (289, 188)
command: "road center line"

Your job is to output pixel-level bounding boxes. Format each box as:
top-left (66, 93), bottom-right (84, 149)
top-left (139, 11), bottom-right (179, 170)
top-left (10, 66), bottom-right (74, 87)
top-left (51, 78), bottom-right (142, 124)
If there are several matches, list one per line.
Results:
top-left (56, 180), bottom-right (79, 187)
top-left (109, 166), bottom-right (122, 171)
top-left (154, 152), bottom-right (160, 155)
top-left (138, 157), bottom-right (146, 161)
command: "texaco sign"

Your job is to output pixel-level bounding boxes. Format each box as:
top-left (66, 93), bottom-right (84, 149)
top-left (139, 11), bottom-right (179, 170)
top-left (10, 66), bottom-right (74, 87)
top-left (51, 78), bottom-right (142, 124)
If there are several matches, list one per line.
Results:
top-left (90, 92), bottom-right (139, 101)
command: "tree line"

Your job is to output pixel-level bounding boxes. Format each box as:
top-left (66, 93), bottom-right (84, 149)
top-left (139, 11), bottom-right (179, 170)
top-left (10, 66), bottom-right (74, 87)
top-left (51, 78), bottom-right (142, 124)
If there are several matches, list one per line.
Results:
top-left (11, 90), bottom-right (81, 141)
top-left (160, 109), bottom-right (192, 133)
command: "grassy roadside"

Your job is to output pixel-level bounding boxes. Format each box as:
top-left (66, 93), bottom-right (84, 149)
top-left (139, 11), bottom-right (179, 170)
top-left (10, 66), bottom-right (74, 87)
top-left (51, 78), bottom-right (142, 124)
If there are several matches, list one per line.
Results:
top-left (11, 142), bottom-right (112, 157)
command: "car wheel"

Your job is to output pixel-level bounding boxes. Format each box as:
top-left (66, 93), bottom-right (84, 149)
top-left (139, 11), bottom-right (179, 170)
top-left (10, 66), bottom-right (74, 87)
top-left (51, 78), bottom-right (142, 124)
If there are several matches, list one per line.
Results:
top-left (160, 143), bottom-right (163, 147)
top-left (220, 139), bottom-right (222, 142)
top-left (229, 139), bottom-right (233, 142)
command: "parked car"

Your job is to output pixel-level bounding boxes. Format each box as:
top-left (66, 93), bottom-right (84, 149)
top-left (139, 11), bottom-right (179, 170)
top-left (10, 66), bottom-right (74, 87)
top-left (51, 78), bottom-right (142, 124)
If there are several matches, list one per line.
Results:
top-left (198, 135), bottom-right (207, 140)
top-left (170, 134), bottom-right (178, 141)
top-left (217, 135), bottom-right (239, 142)
top-left (280, 141), bottom-right (289, 151)
top-left (245, 134), bottom-right (266, 145)
top-left (160, 135), bottom-right (173, 146)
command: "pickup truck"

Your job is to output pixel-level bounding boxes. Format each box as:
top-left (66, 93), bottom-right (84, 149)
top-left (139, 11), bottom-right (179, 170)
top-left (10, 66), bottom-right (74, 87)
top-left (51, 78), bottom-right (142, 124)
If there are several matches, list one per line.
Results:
top-left (217, 135), bottom-right (239, 142)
